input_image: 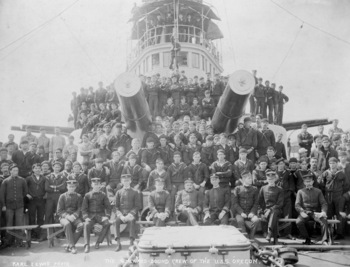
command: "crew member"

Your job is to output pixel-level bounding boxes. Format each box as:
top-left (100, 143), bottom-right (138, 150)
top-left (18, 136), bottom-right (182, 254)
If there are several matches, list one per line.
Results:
top-left (175, 178), bottom-right (203, 226)
top-left (0, 164), bottom-right (28, 247)
top-left (295, 174), bottom-right (329, 245)
top-left (57, 180), bottom-right (84, 254)
top-left (236, 117), bottom-right (258, 164)
top-left (147, 178), bottom-right (171, 226)
top-left (114, 174), bottom-right (141, 251)
top-left (258, 169), bottom-right (283, 244)
top-left (26, 163), bottom-right (46, 240)
top-left (297, 124), bottom-right (313, 157)
top-left (232, 171), bottom-right (259, 239)
top-left (274, 85), bottom-right (288, 125)
top-left (82, 177), bottom-right (111, 253)
top-left (203, 174), bottom-right (231, 225)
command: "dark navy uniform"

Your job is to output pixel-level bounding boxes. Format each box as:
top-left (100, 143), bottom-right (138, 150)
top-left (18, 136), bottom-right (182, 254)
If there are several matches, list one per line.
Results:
top-left (257, 128), bottom-right (275, 156)
top-left (232, 185), bottom-right (259, 239)
top-left (26, 173), bottom-right (46, 237)
top-left (148, 189), bottom-right (171, 226)
top-left (265, 86), bottom-right (275, 123)
top-left (114, 186), bottom-right (141, 240)
top-left (274, 90), bottom-right (288, 125)
top-left (237, 127), bottom-right (258, 163)
top-left (295, 185), bottom-right (328, 244)
top-left (82, 189), bottom-right (111, 247)
top-left (57, 188), bottom-right (84, 248)
top-left (203, 186), bottom-right (231, 225)
top-left (175, 184), bottom-right (203, 225)
top-left (44, 172), bottom-right (66, 224)
top-left (210, 160), bottom-right (232, 188)
top-left (253, 84), bottom-right (266, 115)
top-left (258, 184), bottom-right (283, 242)
top-left (68, 172), bottom-right (89, 197)
top-left (297, 131), bottom-right (313, 157)
top-left (276, 169), bottom-right (295, 236)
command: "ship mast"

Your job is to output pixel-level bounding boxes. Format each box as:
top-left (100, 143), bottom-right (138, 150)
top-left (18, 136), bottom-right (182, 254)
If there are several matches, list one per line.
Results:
top-left (173, 0), bottom-right (179, 71)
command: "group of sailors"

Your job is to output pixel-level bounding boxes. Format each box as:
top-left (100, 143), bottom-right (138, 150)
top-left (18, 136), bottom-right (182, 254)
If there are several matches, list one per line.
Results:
top-left (71, 71), bottom-right (226, 135)
top-left (141, 71), bottom-right (226, 120)
top-left (250, 70), bottom-right (289, 125)
top-left (70, 69), bottom-right (289, 137)
top-left (140, 10), bottom-right (205, 46)
top-left (1, 100), bottom-right (350, 252)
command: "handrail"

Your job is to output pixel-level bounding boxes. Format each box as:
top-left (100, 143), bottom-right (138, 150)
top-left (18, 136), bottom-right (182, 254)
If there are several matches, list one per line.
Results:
top-left (128, 23), bottom-right (221, 66)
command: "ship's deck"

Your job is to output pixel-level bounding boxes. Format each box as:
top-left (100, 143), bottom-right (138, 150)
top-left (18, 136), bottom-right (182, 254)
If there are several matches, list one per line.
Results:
top-left (1, 233), bottom-right (350, 267)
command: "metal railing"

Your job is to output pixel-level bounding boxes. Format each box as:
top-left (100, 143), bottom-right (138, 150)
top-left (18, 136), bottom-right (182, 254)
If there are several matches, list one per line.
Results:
top-left (128, 24), bottom-right (222, 65)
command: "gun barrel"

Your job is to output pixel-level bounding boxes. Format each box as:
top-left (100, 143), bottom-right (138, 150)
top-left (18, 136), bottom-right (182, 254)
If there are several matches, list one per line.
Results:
top-left (11, 125), bottom-right (74, 136)
top-left (212, 70), bottom-right (255, 133)
top-left (114, 72), bottom-right (152, 138)
top-left (283, 118), bottom-right (332, 131)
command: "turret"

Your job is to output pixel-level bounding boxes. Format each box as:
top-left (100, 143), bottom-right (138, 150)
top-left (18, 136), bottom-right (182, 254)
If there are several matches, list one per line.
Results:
top-left (212, 70), bottom-right (255, 133)
top-left (114, 72), bottom-right (152, 139)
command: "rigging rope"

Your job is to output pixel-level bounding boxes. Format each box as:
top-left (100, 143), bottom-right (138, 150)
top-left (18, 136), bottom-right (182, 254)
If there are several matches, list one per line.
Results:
top-left (60, 16), bottom-right (105, 79)
top-left (269, 0), bottom-right (350, 47)
top-left (0, 0), bottom-right (80, 53)
top-left (272, 23), bottom-right (303, 79)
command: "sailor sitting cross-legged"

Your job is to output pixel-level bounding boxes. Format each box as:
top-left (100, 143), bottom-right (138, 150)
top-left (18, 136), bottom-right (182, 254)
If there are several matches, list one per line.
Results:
top-left (175, 178), bottom-right (203, 226)
top-left (82, 177), bottom-right (111, 253)
top-left (57, 179), bottom-right (84, 254)
top-left (295, 173), bottom-right (329, 245)
top-left (258, 169), bottom-right (283, 244)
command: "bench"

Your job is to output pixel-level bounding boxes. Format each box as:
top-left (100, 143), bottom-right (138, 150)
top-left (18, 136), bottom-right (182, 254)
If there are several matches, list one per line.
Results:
top-left (0, 225), bottom-right (38, 248)
top-left (278, 218), bottom-right (340, 224)
top-left (40, 223), bottom-right (113, 248)
top-left (40, 223), bottom-right (65, 248)
top-left (278, 218), bottom-right (340, 231)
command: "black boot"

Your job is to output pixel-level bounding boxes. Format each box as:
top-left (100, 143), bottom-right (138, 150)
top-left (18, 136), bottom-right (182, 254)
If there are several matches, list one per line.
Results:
top-left (115, 239), bottom-right (122, 252)
top-left (84, 244), bottom-right (90, 253)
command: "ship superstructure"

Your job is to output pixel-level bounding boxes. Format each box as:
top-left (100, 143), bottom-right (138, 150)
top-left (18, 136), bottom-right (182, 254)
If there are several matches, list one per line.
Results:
top-left (127, 0), bottom-right (224, 78)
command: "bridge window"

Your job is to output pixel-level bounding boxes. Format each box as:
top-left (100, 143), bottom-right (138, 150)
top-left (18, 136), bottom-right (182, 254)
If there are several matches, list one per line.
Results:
top-left (202, 55), bottom-right (205, 71)
top-left (163, 51), bottom-right (187, 67)
top-left (163, 52), bottom-right (170, 67)
top-left (178, 51), bottom-right (188, 67)
top-left (192, 53), bottom-right (199, 68)
top-left (152, 53), bottom-right (159, 69)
